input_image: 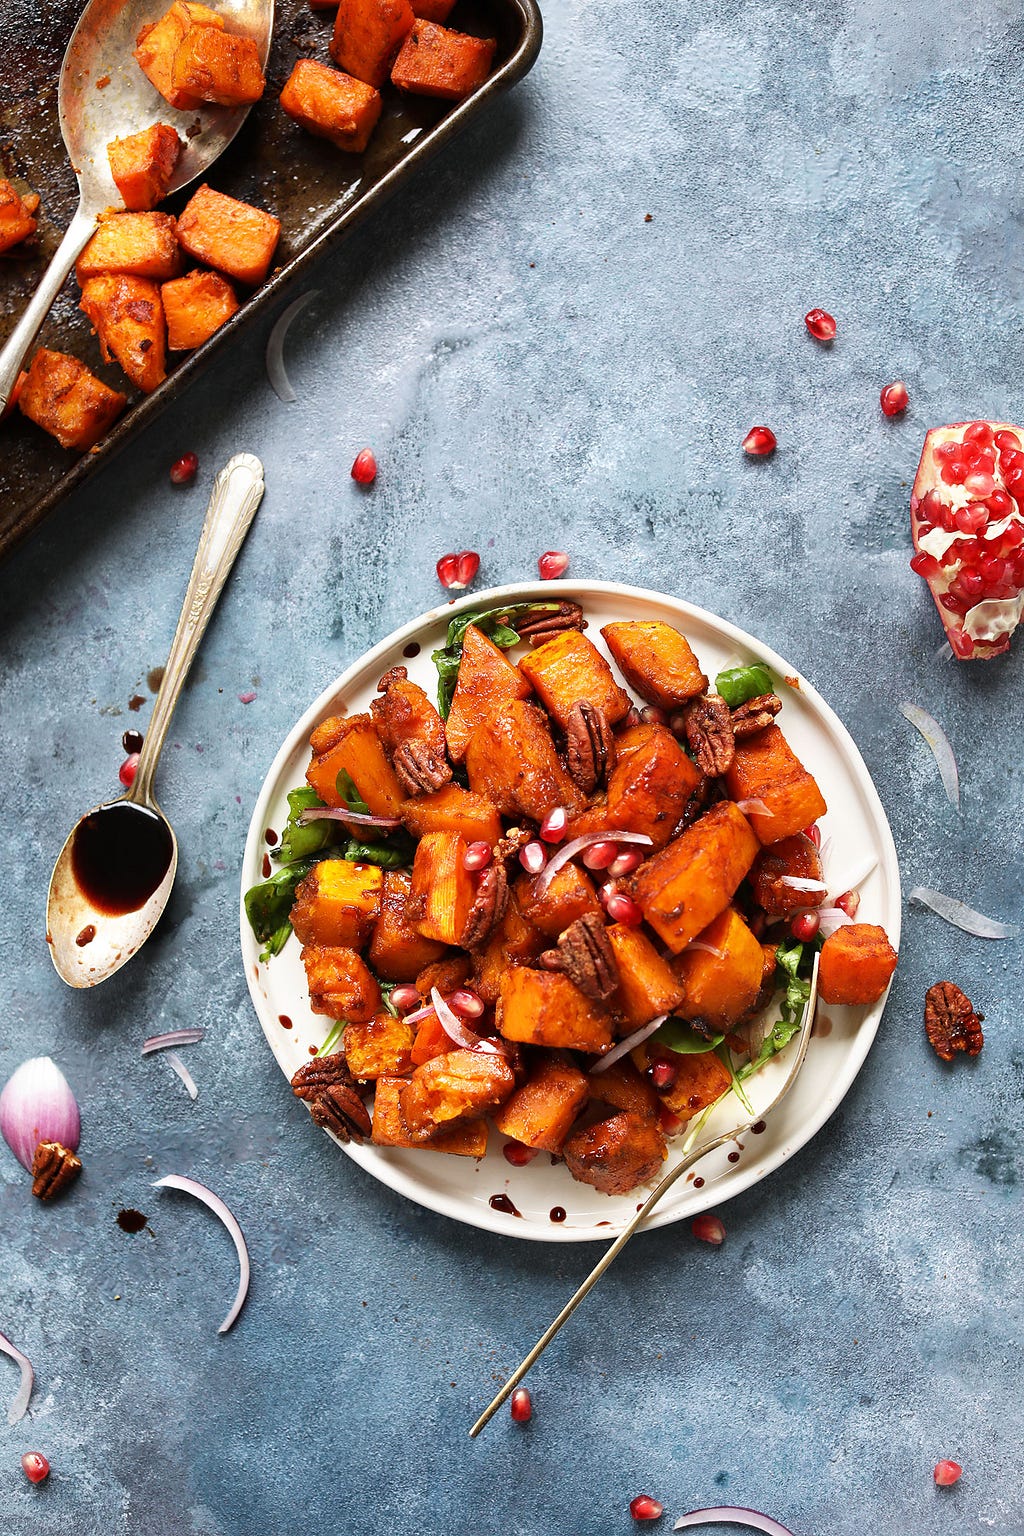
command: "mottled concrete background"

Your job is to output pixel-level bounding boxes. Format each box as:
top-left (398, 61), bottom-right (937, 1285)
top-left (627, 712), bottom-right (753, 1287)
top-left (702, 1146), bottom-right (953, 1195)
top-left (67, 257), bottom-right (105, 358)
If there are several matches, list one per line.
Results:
top-left (1, 0), bottom-right (1023, 1531)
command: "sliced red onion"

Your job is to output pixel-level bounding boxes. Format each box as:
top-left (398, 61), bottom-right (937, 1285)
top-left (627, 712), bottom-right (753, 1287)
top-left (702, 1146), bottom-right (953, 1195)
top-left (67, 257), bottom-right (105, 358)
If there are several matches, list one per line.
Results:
top-left (152, 1174), bottom-right (250, 1334)
top-left (777, 876), bottom-right (828, 895)
top-left (590, 1016), bottom-right (667, 1075)
top-left (909, 887), bottom-right (1017, 939)
top-left (815, 906), bottom-right (853, 938)
top-left (674, 1508), bottom-right (794, 1536)
top-left (265, 289), bottom-right (319, 404)
top-left (0, 1058), bottom-right (80, 1173)
top-left (297, 806), bottom-right (401, 830)
top-left (534, 831), bottom-right (652, 898)
top-left (0, 1331), bottom-right (33, 1425)
top-left (142, 1029), bottom-right (206, 1055)
top-left (733, 798), bottom-right (772, 817)
top-left (402, 1003), bottom-right (436, 1027)
top-left (685, 940), bottom-right (725, 959)
top-left (899, 702), bottom-right (960, 808)
top-left (430, 989), bottom-right (505, 1055)
top-left (166, 1052), bottom-right (198, 1101)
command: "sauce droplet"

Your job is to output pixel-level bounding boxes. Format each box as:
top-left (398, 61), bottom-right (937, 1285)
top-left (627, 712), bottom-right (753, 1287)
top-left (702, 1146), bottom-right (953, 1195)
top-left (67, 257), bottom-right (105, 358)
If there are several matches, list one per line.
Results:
top-left (402, 641), bottom-right (421, 658)
top-left (489, 1193), bottom-right (521, 1216)
top-left (727, 1150), bottom-right (740, 1164)
top-left (261, 853), bottom-right (272, 878)
top-left (549, 1206), bottom-right (566, 1223)
top-left (693, 1176), bottom-right (705, 1188)
top-left (147, 666), bottom-right (165, 693)
top-left (279, 1014), bottom-right (293, 1030)
top-left (117, 1208), bottom-right (147, 1234)
top-left (75, 924), bottom-right (96, 947)
top-left (264, 828), bottom-right (279, 846)
top-left (751, 1120), bottom-right (766, 1134)
top-left (71, 804), bottom-right (173, 916)
top-left (122, 728), bottom-right (144, 754)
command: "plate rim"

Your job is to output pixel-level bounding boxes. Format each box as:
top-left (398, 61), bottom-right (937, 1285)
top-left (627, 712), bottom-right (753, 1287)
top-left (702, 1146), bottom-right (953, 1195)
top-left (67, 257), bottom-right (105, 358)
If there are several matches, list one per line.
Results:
top-left (240, 579), bottom-right (902, 1243)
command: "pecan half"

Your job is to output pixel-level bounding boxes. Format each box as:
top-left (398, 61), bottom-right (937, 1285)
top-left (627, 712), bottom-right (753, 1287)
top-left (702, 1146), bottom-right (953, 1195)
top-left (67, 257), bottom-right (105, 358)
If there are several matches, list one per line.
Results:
top-left (683, 693), bottom-right (735, 776)
top-left (494, 826), bottom-right (533, 863)
top-left (290, 1052), bottom-right (357, 1101)
top-left (392, 739), bottom-right (451, 796)
top-left (505, 602), bottom-right (587, 646)
top-left (565, 701), bottom-right (616, 792)
top-left (31, 1141), bottom-right (82, 1201)
top-left (924, 981), bottom-right (984, 1061)
top-left (461, 860), bottom-right (509, 950)
top-left (539, 911), bottom-right (618, 1001)
top-left (731, 692), bottom-right (783, 738)
top-left (309, 1082), bottom-right (373, 1143)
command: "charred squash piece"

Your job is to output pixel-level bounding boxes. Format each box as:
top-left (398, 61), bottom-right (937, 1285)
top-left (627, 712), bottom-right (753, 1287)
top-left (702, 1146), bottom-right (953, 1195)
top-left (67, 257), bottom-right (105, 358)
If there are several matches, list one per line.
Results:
top-left (633, 800), bottom-right (760, 953)
top-left (400, 1049), bottom-right (515, 1138)
top-left (290, 859), bottom-right (384, 950)
top-left (107, 124), bottom-right (182, 210)
top-left (390, 18), bottom-right (495, 99)
top-left (176, 185), bottom-right (281, 286)
top-left (18, 349), bottom-right (126, 452)
top-left (407, 831), bottom-right (476, 945)
top-left (371, 1076), bottom-right (487, 1155)
top-left (161, 270), bottom-right (239, 351)
top-left (367, 869), bottom-right (447, 980)
top-left (724, 725), bottom-right (827, 846)
top-left (306, 713), bottom-right (407, 815)
top-left (344, 1013), bottom-right (414, 1078)
top-left (513, 862), bottom-right (601, 938)
top-left (279, 59), bottom-right (382, 152)
top-left (171, 26), bottom-right (266, 107)
top-left (465, 699), bottom-right (585, 822)
top-left (672, 907), bottom-right (764, 1027)
top-left (473, 903), bottom-right (544, 1005)
top-left (371, 666), bottom-right (452, 796)
top-left (401, 782), bottom-right (502, 846)
top-left (606, 923), bottom-right (687, 1027)
top-left (0, 179), bottom-right (38, 252)
top-left (410, 1014), bottom-right (452, 1065)
top-left (563, 1111), bottom-right (665, 1195)
top-left (497, 968), bottom-right (614, 1052)
top-left (445, 624), bottom-right (533, 763)
top-left (301, 943), bottom-right (381, 1022)
top-left (79, 274), bottom-right (167, 394)
top-left (605, 724), bottom-right (702, 848)
top-left (491, 1053), bottom-right (589, 1153)
top-left (133, 1), bottom-right (224, 109)
top-left (652, 1048), bottom-right (731, 1122)
top-left (517, 630), bottom-right (631, 732)
top-left (748, 833), bottom-right (824, 915)
top-left (586, 1058), bottom-right (659, 1122)
top-left (601, 621), bottom-right (707, 709)
top-left (76, 212), bottom-right (181, 282)
top-left (818, 924), bottom-right (898, 1005)
top-left (330, 0), bottom-right (414, 87)
top-left (415, 952), bottom-right (472, 997)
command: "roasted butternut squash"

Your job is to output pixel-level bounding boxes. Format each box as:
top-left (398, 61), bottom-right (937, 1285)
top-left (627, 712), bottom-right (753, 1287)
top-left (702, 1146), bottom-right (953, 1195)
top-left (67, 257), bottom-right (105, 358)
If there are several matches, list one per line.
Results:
top-left (133, 1), bottom-right (224, 109)
top-left (290, 859), bottom-right (384, 949)
top-left (605, 723), bottom-right (702, 848)
top-left (725, 725), bottom-right (827, 845)
top-left (514, 862), bottom-right (601, 938)
top-left (18, 349), bottom-right (126, 452)
top-left (367, 869), bottom-right (447, 980)
top-left (79, 274), bottom-right (167, 394)
top-left (445, 623), bottom-right (532, 763)
top-left (176, 185), bottom-right (281, 286)
top-left (653, 1047), bottom-right (731, 1122)
top-left (633, 800), bottom-right (760, 952)
top-left (407, 831), bottom-right (476, 946)
top-left (301, 943), bottom-right (381, 1021)
top-left (818, 924), bottom-right (898, 1005)
top-left (672, 907), bottom-right (764, 1027)
top-left (401, 782), bottom-right (502, 846)
top-left (280, 59), bottom-right (382, 152)
top-left (161, 269), bottom-right (239, 351)
top-left (465, 699), bottom-right (585, 821)
top-left (371, 1075), bottom-right (488, 1155)
top-left (344, 1012), bottom-right (414, 1077)
top-left (517, 629), bottom-right (631, 731)
top-left (400, 1049), bottom-right (515, 1138)
top-left (331, 0), bottom-right (414, 87)
top-left (563, 1111), bottom-right (665, 1194)
top-left (492, 1053), bottom-right (589, 1152)
top-left (473, 903), bottom-right (544, 1005)
top-left (306, 713), bottom-right (407, 815)
top-left (601, 621), bottom-right (707, 708)
top-left (76, 212), bottom-right (181, 282)
top-left (107, 124), bottom-right (182, 210)
top-left (606, 923), bottom-right (687, 1027)
top-left (0, 179), bottom-right (38, 252)
top-left (391, 18), bottom-right (495, 99)
top-left (371, 666), bottom-right (451, 794)
top-left (748, 833), bottom-right (824, 915)
top-left (497, 968), bottom-right (614, 1052)
top-left (171, 25), bottom-right (266, 106)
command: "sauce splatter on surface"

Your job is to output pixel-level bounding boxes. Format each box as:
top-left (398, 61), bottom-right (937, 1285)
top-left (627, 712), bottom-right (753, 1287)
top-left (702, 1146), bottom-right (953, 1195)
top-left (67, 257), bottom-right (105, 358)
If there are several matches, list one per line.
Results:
top-left (117, 1208), bottom-right (148, 1234)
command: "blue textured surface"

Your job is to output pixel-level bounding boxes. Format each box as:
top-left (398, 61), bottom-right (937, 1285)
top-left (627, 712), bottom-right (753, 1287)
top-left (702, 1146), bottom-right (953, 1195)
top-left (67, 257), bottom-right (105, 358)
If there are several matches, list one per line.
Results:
top-left (1, 0), bottom-right (1023, 1531)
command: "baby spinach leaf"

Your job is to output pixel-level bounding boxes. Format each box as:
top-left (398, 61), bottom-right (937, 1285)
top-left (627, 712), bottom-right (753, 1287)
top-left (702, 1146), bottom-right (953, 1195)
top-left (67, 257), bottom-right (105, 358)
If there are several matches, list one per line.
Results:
top-left (739, 938), bottom-right (812, 1078)
top-left (244, 855), bottom-right (319, 962)
top-left (653, 1018), bottom-right (725, 1055)
top-left (342, 834), bottom-right (415, 869)
top-left (715, 662), bottom-right (775, 709)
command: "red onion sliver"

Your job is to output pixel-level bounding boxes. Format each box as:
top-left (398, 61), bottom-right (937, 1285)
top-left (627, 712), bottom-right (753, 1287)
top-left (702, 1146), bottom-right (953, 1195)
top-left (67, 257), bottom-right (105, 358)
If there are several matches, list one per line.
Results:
top-left (152, 1175), bottom-right (250, 1334)
top-left (534, 831), bottom-right (652, 898)
top-left (733, 798), bottom-right (772, 817)
top-left (826, 854), bottom-right (877, 902)
top-left (674, 1507), bottom-right (795, 1536)
top-left (430, 989), bottom-right (505, 1055)
top-left (0, 1331), bottom-right (33, 1425)
top-left (297, 806), bottom-right (401, 830)
top-left (591, 1016), bottom-right (667, 1075)
top-left (685, 940), bottom-right (725, 959)
top-left (166, 1052), bottom-right (198, 1101)
top-left (815, 907), bottom-right (853, 938)
top-left (900, 702), bottom-right (960, 808)
top-left (265, 289), bottom-right (319, 403)
top-left (777, 876), bottom-right (828, 895)
top-left (142, 1029), bottom-right (206, 1055)
top-left (909, 887), bottom-right (1017, 939)
top-left (403, 1004), bottom-right (436, 1027)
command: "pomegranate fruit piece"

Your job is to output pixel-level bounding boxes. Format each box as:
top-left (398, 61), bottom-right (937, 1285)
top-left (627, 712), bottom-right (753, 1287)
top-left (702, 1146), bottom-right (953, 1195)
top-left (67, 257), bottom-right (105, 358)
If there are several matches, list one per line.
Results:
top-left (880, 381), bottom-right (909, 417)
top-left (804, 307), bottom-right (837, 341)
top-left (510, 1386), bottom-right (533, 1421)
top-left (742, 425), bottom-right (776, 456)
top-left (629, 1495), bottom-right (664, 1521)
top-left (692, 1212), bottom-right (725, 1244)
top-left (351, 448), bottom-right (377, 484)
top-left (933, 1459), bottom-right (963, 1487)
top-left (436, 551), bottom-right (480, 589)
top-left (538, 550), bottom-right (569, 579)
top-left (909, 420), bottom-right (1024, 658)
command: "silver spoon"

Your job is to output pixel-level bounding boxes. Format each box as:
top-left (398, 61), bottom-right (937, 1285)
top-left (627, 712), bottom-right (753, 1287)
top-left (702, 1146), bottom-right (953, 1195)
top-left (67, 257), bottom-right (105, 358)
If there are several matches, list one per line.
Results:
top-left (46, 452), bottom-right (265, 988)
top-left (469, 956), bottom-right (820, 1436)
top-left (0, 0), bottom-right (274, 411)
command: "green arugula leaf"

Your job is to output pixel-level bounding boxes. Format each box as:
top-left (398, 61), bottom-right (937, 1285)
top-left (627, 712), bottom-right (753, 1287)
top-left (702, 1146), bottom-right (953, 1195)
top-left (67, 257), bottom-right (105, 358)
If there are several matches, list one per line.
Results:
top-left (431, 602), bottom-right (560, 717)
top-left (715, 662), bottom-right (775, 709)
top-left (739, 938), bottom-right (812, 1079)
top-left (336, 769), bottom-right (370, 816)
top-left (653, 1017), bottom-right (725, 1055)
top-left (244, 855), bottom-right (319, 962)
top-left (273, 786), bottom-right (340, 865)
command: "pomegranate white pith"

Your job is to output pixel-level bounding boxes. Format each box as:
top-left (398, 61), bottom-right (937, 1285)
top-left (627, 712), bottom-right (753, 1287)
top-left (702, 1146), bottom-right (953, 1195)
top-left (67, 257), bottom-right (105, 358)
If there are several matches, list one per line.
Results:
top-left (909, 420), bottom-right (1024, 659)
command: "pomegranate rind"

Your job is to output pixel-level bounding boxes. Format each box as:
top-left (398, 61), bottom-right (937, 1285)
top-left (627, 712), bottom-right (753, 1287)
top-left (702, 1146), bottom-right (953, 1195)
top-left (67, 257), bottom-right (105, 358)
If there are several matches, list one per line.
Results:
top-left (909, 421), bottom-right (1024, 660)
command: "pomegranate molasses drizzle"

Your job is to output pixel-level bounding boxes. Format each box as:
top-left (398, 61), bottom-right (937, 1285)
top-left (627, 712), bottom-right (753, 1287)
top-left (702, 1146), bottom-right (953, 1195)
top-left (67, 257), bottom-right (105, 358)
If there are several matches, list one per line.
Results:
top-left (71, 803), bottom-right (173, 916)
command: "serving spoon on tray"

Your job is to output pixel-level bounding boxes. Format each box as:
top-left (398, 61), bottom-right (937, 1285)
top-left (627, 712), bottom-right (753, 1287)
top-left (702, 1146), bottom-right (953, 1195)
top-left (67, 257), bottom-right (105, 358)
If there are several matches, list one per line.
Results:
top-left (469, 956), bottom-right (820, 1436)
top-left (0, 0), bottom-right (274, 412)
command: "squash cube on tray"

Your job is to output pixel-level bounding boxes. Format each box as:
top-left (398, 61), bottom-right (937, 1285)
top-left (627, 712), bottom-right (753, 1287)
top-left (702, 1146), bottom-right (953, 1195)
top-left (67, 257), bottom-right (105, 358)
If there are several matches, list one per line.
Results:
top-left (400, 1049), bottom-right (515, 1139)
top-left (401, 782), bottom-right (502, 846)
top-left (605, 723), bottom-right (702, 848)
top-left (497, 968), bottom-right (614, 1053)
top-left (76, 212), bottom-right (181, 282)
top-left (301, 943), bottom-right (381, 1021)
top-left (411, 0), bottom-right (456, 19)
top-left (391, 18), bottom-right (496, 100)
top-left (107, 125), bottom-right (182, 211)
top-left (367, 869), bottom-right (447, 980)
top-left (331, 0), bottom-right (415, 88)
top-left (724, 724), bottom-right (827, 845)
top-left (492, 1054), bottom-right (589, 1153)
top-left (606, 922), bottom-right (686, 1027)
top-left (280, 59), bottom-right (382, 153)
top-left (290, 858), bottom-right (384, 949)
top-left (176, 185), bottom-right (281, 286)
top-left (306, 713), bottom-right (407, 815)
top-left (633, 800), bottom-right (760, 953)
top-left (445, 623), bottom-right (533, 763)
top-left (818, 924), bottom-right (898, 1006)
top-left (371, 1076), bottom-right (487, 1155)
top-left (517, 629), bottom-right (631, 732)
top-left (79, 274), bottom-right (167, 394)
top-left (18, 349), bottom-right (126, 452)
top-left (465, 698), bottom-right (585, 822)
top-left (601, 621), bottom-right (708, 709)
top-left (672, 906), bottom-right (763, 1028)
top-left (343, 1013), bottom-right (415, 1078)
top-left (134, 1), bottom-right (225, 109)
top-left (161, 269), bottom-right (239, 350)
top-left (171, 25), bottom-right (266, 107)
top-left (563, 1111), bottom-right (665, 1195)
top-left (0, 179), bottom-right (38, 253)
top-left (407, 830), bottom-right (476, 946)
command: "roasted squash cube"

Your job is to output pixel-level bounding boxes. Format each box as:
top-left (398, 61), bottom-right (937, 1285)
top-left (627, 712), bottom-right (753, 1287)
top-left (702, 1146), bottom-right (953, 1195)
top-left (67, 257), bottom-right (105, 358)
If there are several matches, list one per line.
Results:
top-left (445, 623), bottom-right (533, 763)
top-left (606, 723), bottom-right (702, 848)
top-left (601, 621), bottom-right (707, 708)
top-left (161, 269), bottom-right (239, 350)
top-left (818, 924), bottom-right (898, 1005)
top-left (344, 1013), bottom-right (414, 1078)
top-left (18, 349), bottom-right (126, 452)
top-left (410, 1014), bottom-right (451, 1065)
top-left (400, 1049), bottom-right (514, 1138)
top-left (401, 783), bottom-right (502, 846)
top-left (306, 713), bottom-right (407, 815)
top-left (371, 1076), bottom-right (487, 1155)
top-left (497, 968), bottom-right (614, 1052)
top-left (107, 124), bottom-right (182, 210)
top-left (371, 666), bottom-right (451, 793)
top-left (563, 1111), bottom-right (665, 1195)
top-left (492, 1054), bottom-right (589, 1153)
top-left (301, 943), bottom-right (381, 1021)
top-left (331, 0), bottom-right (414, 87)
top-left (473, 903), bottom-right (544, 1005)
top-left (654, 1048), bottom-right (732, 1122)
top-left (514, 862), bottom-right (601, 939)
top-left (517, 629), bottom-right (631, 732)
top-left (367, 869), bottom-right (447, 980)
top-left (407, 831), bottom-right (476, 946)
top-left (176, 184), bottom-right (281, 286)
top-left (134, 1), bottom-right (225, 109)
top-left (587, 1058), bottom-right (659, 1121)
top-left (633, 801), bottom-right (760, 952)
top-left (391, 18), bottom-right (495, 99)
top-left (280, 59), bottom-right (382, 152)
top-left (290, 858), bottom-right (384, 949)
top-left (672, 907), bottom-right (764, 1027)
top-left (171, 25), bottom-right (266, 106)
top-left (607, 923), bottom-right (687, 1027)
top-left (415, 952), bottom-right (472, 997)
top-left (725, 725), bottom-right (827, 846)
top-left (76, 212), bottom-right (181, 282)
top-left (465, 699), bottom-right (585, 822)
top-left (79, 274), bottom-right (167, 394)
top-left (0, 179), bottom-right (37, 253)
top-left (748, 833), bottom-right (825, 915)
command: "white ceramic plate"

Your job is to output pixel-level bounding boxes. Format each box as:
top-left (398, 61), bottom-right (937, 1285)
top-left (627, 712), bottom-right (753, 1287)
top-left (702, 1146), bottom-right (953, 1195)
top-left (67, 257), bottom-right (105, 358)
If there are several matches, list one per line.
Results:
top-left (240, 581), bottom-right (901, 1243)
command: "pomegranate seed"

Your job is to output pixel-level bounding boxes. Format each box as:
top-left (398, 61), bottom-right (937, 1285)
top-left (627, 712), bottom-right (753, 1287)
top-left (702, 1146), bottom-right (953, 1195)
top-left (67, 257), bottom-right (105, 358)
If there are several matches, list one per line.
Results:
top-left (448, 988), bottom-right (484, 1019)
top-left (979, 554), bottom-right (1007, 583)
top-left (692, 1212), bottom-right (726, 1245)
top-left (169, 451), bottom-right (198, 485)
top-left (958, 571), bottom-right (985, 599)
top-left (933, 1460), bottom-right (963, 1487)
top-left (658, 1104), bottom-right (684, 1134)
top-left (995, 428), bottom-right (1021, 450)
top-left (963, 470), bottom-right (995, 497)
top-left (964, 421), bottom-right (993, 446)
top-left (954, 503), bottom-right (988, 535)
top-left (510, 1387), bottom-right (533, 1422)
top-left (835, 889), bottom-right (860, 919)
top-left (119, 751), bottom-right (140, 788)
top-left (519, 840), bottom-right (546, 875)
top-left (503, 1140), bottom-right (539, 1167)
top-left (987, 487), bottom-right (1013, 517)
top-left (804, 307), bottom-right (837, 341)
top-left (21, 1452), bottom-right (49, 1484)
top-left (948, 627), bottom-right (975, 658)
top-left (668, 711), bottom-right (688, 736)
top-left (639, 704), bottom-right (667, 726)
top-left (538, 550), bottom-right (569, 580)
top-left (608, 848), bottom-right (644, 878)
top-left (742, 425), bottom-right (776, 456)
top-left (790, 910), bottom-right (820, 942)
top-left (802, 823), bottom-right (822, 847)
top-left (880, 381), bottom-right (909, 416)
top-left (350, 448), bottom-right (377, 484)
top-left (390, 984), bottom-right (420, 1013)
top-left (606, 892), bottom-right (642, 926)
top-left (629, 1496), bottom-right (664, 1522)
top-left (463, 840), bottom-right (493, 871)
top-left (436, 551), bottom-right (480, 589)
top-left (540, 806), bottom-right (568, 843)
top-left (934, 440), bottom-right (960, 462)
top-left (582, 840), bottom-right (618, 870)
top-left (624, 706), bottom-right (643, 728)
top-left (650, 1059), bottom-right (679, 1091)
top-left (960, 441), bottom-right (982, 468)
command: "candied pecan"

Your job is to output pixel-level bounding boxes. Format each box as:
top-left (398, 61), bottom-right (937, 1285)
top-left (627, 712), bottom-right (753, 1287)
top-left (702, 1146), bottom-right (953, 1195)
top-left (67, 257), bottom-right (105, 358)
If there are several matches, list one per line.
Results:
top-left (391, 739), bottom-right (451, 796)
top-left (730, 692), bottom-right (783, 738)
top-left (31, 1141), bottom-right (82, 1201)
top-left (290, 1052), bottom-right (356, 1101)
top-left (539, 911), bottom-right (619, 1001)
top-left (683, 693), bottom-right (735, 776)
top-left (309, 1082), bottom-right (372, 1143)
top-left (461, 861), bottom-right (509, 950)
top-left (494, 826), bottom-right (533, 863)
top-left (924, 981), bottom-right (984, 1062)
top-left (504, 602), bottom-right (587, 646)
top-left (565, 701), bottom-right (616, 792)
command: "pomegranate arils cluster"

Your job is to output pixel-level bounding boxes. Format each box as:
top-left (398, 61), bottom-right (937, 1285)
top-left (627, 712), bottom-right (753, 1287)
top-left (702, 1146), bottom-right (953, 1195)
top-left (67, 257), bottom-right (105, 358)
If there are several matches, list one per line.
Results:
top-left (436, 551), bottom-right (480, 590)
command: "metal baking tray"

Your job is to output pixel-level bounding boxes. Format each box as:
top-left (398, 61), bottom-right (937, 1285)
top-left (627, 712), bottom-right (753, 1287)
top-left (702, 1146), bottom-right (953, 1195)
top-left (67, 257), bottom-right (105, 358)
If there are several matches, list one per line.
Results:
top-left (0, 0), bottom-right (541, 560)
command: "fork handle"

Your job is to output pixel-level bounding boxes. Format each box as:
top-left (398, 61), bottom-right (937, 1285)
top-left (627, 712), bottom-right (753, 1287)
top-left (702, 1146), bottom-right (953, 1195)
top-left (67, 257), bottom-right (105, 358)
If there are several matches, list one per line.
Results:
top-left (0, 201), bottom-right (96, 413)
